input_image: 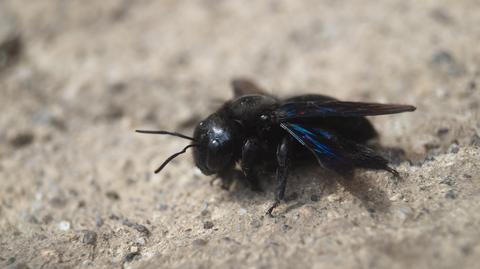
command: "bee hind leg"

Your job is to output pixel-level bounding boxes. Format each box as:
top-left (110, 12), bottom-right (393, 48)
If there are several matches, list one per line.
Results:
top-left (267, 136), bottom-right (292, 217)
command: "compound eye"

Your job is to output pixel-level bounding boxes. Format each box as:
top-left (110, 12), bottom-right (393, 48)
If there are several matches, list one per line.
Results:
top-left (260, 114), bottom-right (268, 121)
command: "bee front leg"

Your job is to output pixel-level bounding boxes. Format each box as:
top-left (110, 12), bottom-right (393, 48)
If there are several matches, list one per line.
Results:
top-left (267, 136), bottom-right (292, 217)
top-left (241, 138), bottom-right (264, 192)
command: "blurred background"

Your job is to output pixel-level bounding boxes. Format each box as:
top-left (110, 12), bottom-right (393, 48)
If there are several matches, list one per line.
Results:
top-left (1, 0), bottom-right (479, 268)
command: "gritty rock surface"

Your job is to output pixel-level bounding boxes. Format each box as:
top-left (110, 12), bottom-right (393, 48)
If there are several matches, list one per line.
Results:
top-left (0, 1), bottom-right (479, 268)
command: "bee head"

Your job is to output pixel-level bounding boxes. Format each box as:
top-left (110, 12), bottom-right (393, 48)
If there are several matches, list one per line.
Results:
top-left (192, 114), bottom-right (240, 175)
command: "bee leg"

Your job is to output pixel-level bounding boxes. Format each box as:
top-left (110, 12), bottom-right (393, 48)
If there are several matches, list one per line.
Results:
top-left (241, 138), bottom-right (264, 192)
top-left (267, 136), bottom-right (291, 217)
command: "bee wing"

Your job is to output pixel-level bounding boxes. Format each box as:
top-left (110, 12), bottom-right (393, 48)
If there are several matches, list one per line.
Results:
top-left (281, 123), bottom-right (398, 176)
top-left (275, 101), bottom-right (416, 121)
top-left (231, 78), bottom-right (266, 98)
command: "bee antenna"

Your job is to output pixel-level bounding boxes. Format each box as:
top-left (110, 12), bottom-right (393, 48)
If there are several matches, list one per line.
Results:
top-left (135, 130), bottom-right (195, 141)
top-left (154, 144), bottom-right (197, 174)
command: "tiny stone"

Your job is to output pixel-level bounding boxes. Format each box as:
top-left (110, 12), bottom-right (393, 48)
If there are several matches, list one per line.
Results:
top-left (6, 257), bottom-right (15, 265)
top-left (130, 246), bottom-right (138, 253)
top-left (81, 230), bottom-right (97, 245)
top-left (42, 215), bottom-right (53, 224)
top-left (77, 200), bottom-right (86, 208)
top-left (430, 50), bottom-right (464, 76)
top-left (135, 237), bottom-right (146, 246)
top-left (440, 177), bottom-right (454, 186)
top-left (430, 8), bottom-right (453, 25)
top-left (58, 221), bottom-right (71, 231)
top-left (200, 209), bottom-right (210, 216)
top-left (445, 190), bottom-right (457, 199)
top-left (436, 127), bottom-right (449, 137)
top-left (102, 104), bottom-right (124, 120)
top-left (203, 221), bottom-right (214, 230)
top-left (250, 218), bottom-right (262, 228)
top-left (449, 143), bottom-right (460, 154)
top-left (389, 193), bottom-right (403, 201)
top-left (238, 208), bottom-right (247, 215)
top-left (327, 193), bottom-right (341, 202)
top-left (26, 215), bottom-right (39, 224)
top-left (96, 216), bottom-right (104, 227)
top-left (192, 238), bottom-right (208, 247)
top-left (105, 191), bottom-right (120, 201)
top-left (0, 11), bottom-right (22, 71)
top-left (8, 131), bottom-right (34, 148)
top-left (391, 204), bottom-right (413, 223)
top-left (123, 252), bottom-right (140, 263)
top-left (122, 219), bottom-right (151, 237)
top-left (467, 80), bottom-right (476, 91)
top-left (470, 134), bottom-right (480, 147)
top-left (49, 196), bottom-right (67, 208)
top-left (156, 204), bottom-right (168, 211)
top-left (7, 263), bottom-right (30, 269)
top-left (109, 81), bottom-right (127, 93)
top-left (310, 194), bottom-right (320, 202)
top-left (298, 205), bottom-right (316, 218)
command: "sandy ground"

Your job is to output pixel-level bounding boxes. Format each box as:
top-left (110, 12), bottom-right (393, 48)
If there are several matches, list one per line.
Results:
top-left (1, 0), bottom-right (480, 268)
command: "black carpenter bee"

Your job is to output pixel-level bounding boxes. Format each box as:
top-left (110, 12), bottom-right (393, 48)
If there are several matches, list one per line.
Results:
top-left (137, 79), bottom-right (416, 216)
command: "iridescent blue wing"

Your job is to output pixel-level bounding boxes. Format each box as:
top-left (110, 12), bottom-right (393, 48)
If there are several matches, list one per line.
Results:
top-left (276, 101), bottom-right (416, 121)
top-left (281, 123), bottom-right (398, 176)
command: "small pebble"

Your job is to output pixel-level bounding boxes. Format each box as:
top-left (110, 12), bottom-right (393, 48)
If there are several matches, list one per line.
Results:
top-left (8, 131), bottom-right (34, 148)
top-left (123, 252), bottom-right (140, 263)
top-left (430, 50), bottom-right (464, 76)
top-left (6, 257), bottom-right (15, 265)
top-left (58, 221), bottom-right (71, 231)
top-left (49, 196), bottom-right (67, 208)
top-left (238, 208), bottom-right (247, 215)
top-left (42, 215), bottom-right (53, 224)
top-left (327, 193), bottom-right (341, 202)
top-left (203, 221), bottom-right (214, 230)
top-left (192, 238), bottom-right (208, 247)
top-left (101, 104), bottom-right (124, 120)
top-left (135, 237), bottom-right (146, 246)
top-left (250, 218), bottom-right (263, 228)
top-left (0, 24), bottom-right (22, 71)
top-left (81, 230), bottom-right (97, 246)
top-left (310, 194), bottom-right (320, 202)
top-left (470, 134), bottom-right (480, 147)
top-left (440, 177), bottom-right (454, 186)
top-left (95, 216), bottom-right (104, 227)
top-left (449, 143), bottom-right (460, 154)
top-left (390, 204), bottom-right (414, 223)
top-left (389, 193), bottom-right (403, 201)
top-left (445, 190), bottom-right (457, 199)
top-left (105, 191), bottom-right (120, 201)
top-left (282, 224), bottom-right (292, 231)
top-left (436, 127), bottom-right (449, 137)
top-left (122, 219), bottom-right (151, 237)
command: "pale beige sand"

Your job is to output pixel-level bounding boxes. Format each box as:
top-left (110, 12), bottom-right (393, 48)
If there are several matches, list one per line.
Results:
top-left (1, 1), bottom-right (479, 268)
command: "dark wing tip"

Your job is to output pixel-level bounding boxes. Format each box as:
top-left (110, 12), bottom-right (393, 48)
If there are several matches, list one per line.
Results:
top-left (231, 78), bottom-right (265, 97)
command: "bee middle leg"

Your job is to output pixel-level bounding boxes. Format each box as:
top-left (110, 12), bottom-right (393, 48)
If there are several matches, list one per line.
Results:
top-left (241, 138), bottom-right (264, 192)
top-left (267, 136), bottom-right (292, 217)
